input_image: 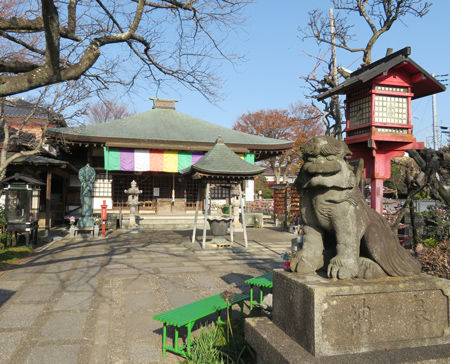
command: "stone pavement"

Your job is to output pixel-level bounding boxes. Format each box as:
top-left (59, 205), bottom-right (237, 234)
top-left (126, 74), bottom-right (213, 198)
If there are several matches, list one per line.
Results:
top-left (0, 227), bottom-right (293, 364)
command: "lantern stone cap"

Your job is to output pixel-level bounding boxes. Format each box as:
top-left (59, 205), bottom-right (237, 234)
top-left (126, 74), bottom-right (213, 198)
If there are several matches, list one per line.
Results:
top-left (2, 173), bottom-right (45, 186)
top-left (318, 47), bottom-right (446, 101)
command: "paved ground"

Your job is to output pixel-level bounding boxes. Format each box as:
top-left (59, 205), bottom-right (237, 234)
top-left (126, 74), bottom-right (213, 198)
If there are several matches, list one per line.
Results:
top-left (0, 227), bottom-right (293, 364)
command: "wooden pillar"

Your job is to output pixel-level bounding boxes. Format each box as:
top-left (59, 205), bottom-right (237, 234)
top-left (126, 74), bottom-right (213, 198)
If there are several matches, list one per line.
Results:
top-left (45, 171), bottom-right (52, 235)
top-left (87, 145), bottom-right (93, 165)
top-left (371, 178), bottom-right (384, 215)
top-left (191, 186), bottom-right (201, 244)
top-left (62, 176), bottom-right (68, 218)
top-left (229, 194), bottom-right (234, 243)
top-left (202, 182), bottom-right (210, 249)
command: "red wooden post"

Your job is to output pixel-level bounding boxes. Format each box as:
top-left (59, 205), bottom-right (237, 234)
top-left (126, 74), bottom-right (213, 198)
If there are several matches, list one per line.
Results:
top-left (371, 178), bottom-right (384, 214)
top-left (101, 200), bottom-right (107, 238)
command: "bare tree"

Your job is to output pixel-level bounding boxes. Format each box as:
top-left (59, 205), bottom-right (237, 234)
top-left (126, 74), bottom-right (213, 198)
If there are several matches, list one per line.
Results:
top-left (86, 99), bottom-right (132, 124)
top-left (300, 0), bottom-right (431, 139)
top-left (0, 0), bottom-right (249, 100)
top-left (303, 0), bottom-right (431, 66)
top-left (0, 80), bottom-right (95, 180)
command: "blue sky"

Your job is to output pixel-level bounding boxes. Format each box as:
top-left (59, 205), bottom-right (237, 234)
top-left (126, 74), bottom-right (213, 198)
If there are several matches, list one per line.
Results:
top-left (113, 1), bottom-right (449, 147)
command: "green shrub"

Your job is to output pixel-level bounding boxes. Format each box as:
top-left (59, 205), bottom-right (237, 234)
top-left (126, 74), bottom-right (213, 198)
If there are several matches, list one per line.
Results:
top-left (423, 237), bottom-right (439, 249)
top-left (184, 323), bottom-right (227, 364)
top-left (183, 320), bottom-right (255, 364)
top-left (0, 231), bottom-right (11, 245)
top-left (417, 206), bottom-right (449, 243)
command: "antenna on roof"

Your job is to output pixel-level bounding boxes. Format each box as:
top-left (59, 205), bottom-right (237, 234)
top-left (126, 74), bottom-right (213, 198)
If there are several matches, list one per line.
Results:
top-left (149, 97), bottom-right (179, 110)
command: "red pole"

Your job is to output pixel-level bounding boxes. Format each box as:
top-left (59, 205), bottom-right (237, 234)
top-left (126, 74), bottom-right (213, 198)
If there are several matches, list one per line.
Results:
top-left (101, 200), bottom-right (107, 238)
top-left (371, 178), bottom-right (384, 215)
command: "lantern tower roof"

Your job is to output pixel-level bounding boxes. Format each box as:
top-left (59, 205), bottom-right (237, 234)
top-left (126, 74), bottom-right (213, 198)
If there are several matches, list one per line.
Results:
top-left (318, 47), bottom-right (446, 101)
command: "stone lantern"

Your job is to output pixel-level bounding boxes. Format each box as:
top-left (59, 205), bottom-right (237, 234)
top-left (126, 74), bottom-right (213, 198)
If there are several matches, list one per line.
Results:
top-left (124, 180), bottom-right (142, 229)
top-left (3, 173), bottom-right (44, 246)
top-left (318, 47), bottom-right (446, 213)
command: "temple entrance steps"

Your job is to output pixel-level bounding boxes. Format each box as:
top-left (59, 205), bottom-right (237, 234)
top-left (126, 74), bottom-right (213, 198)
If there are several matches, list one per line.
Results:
top-left (122, 214), bottom-right (201, 230)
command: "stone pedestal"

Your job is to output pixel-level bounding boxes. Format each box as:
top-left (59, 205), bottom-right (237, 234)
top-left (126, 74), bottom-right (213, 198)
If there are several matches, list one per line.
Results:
top-left (245, 270), bottom-right (450, 363)
top-left (207, 216), bottom-right (232, 246)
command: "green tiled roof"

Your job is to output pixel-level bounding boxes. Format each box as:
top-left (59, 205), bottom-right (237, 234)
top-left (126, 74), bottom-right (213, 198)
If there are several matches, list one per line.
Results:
top-left (49, 108), bottom-right (292, 149)
top-left (180, 138), bottom-right (265, 176)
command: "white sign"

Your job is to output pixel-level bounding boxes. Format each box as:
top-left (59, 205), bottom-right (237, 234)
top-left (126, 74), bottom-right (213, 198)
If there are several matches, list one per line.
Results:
top-left (153, 187), bottom-right (160, 197)
top-left (245, 180), bottom-right (254, 202)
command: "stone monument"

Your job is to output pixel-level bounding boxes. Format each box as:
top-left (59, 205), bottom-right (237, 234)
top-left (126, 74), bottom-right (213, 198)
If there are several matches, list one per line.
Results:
top-left (124, 180), bottom-right (142, 229)
top-left (77, 163), bottom-right (96, 228)
top-left (245, 137), bottom-right (449, 363)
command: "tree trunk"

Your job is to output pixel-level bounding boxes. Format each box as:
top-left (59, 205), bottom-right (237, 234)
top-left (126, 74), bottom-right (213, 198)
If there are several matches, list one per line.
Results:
top-left (274, 166), bottom-right (281, 184)
top-left (409, 199), bottom-right (418, 250)
top-left (409, 150), bottom-right (450, 206)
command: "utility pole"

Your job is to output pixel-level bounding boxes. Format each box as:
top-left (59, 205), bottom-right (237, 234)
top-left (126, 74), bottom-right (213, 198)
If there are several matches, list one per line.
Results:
top-left (432, 74), bottom-right (438, 150)
top-left (432, 73), bottom-right (449, 150)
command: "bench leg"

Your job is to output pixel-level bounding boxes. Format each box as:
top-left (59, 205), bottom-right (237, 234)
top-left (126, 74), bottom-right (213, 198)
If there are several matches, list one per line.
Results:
top-left (238, 301), bottom-right (245, 319)
top-left (249, 286), bottom-right (254, 311)
top-left (174, 327), bottom-right (179, 352)
top-left (186, 322), bottom-right (194, 356)
top-left (217, 310), bottom-right (223, 325)
top-left (162, 324), bottom-right (167, 357)
top-left (260, 287), bottom-right (264, 305)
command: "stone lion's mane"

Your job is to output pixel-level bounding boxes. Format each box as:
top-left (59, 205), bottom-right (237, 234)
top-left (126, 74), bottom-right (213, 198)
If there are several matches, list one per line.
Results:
top-left (301, 137), bottom-right (352, 157)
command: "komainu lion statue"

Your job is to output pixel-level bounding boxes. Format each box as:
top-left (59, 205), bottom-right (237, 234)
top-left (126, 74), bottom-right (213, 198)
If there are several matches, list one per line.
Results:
top-left (290, 136), bottom-right (421, 279)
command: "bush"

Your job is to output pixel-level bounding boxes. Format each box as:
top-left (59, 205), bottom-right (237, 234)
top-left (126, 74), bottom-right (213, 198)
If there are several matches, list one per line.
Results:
top-left (184, 323), bottom-right (227, 364)
top-left (183, 320), bottom-right (255, 364)
top-left (417, 240), bottom-right (449, 279)
top-left (423, 237), bottom-right (439, 249)
top-left (417, 206), bottom-right (450, 244)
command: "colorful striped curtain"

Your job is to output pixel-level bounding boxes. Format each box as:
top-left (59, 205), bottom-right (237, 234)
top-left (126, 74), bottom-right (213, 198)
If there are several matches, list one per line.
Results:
top-left (103, 148), bottom-right (255, 172)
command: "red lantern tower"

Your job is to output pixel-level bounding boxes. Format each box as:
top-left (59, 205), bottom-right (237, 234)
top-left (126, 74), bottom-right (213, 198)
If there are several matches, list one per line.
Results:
top-left (318, 47), bottom-right (445, 214)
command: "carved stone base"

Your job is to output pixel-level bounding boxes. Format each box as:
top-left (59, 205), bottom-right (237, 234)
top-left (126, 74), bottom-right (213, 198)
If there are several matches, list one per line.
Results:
top-left (245, 316), bottom-right (450, 364)
top-left (253, 270), bottom-right (449, 359)
top-left (77, 217), bottom-right (94, 228)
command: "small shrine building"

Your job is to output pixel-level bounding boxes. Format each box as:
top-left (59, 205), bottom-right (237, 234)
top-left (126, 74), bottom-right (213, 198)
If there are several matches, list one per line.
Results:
top-left (318, 47), bottom-right (445, 213)
top-left (48, 98), bottom-right (292, 216)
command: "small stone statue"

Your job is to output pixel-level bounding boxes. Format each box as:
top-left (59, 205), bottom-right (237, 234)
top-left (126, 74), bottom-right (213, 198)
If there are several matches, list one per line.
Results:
top-left (77, 164), bottom-right (96, 228)
top-left (290, 136), bottom-right (421, 279)
top-left (124, 180), bottom-right (142, 228)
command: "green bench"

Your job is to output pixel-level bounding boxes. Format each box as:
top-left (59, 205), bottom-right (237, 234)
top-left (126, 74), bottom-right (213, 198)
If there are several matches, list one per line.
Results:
top-left (153, 292), bottom-right (249, 358)
top-left (244, 272), bottom-right (273, 310)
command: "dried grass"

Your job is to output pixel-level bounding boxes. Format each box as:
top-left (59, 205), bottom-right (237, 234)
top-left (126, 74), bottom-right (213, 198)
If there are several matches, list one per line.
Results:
top-left (417, 240), bottom-right (449, 279)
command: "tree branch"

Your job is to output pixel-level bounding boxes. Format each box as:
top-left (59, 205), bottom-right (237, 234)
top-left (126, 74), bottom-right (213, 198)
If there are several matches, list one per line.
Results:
top-left (41, 0), bottom-right (61, 77)
top-left (0, 60), bottom-right (39, 72)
